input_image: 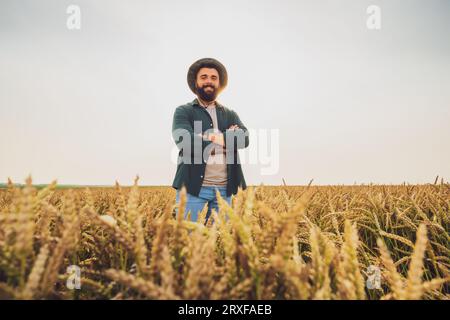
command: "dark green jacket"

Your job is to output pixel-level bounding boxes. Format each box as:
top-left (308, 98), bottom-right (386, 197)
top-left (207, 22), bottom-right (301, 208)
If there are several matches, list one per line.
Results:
top-left (171, 98), bottom-right (249, 197)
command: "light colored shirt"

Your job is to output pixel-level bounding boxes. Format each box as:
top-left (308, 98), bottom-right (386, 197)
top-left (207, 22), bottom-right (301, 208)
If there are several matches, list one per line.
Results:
top-left (198, 99), bottom-right (228, 186)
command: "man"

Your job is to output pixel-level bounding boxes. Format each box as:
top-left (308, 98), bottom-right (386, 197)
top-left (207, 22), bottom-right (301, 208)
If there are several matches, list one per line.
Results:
top-left (172, 57), bottom-right (249, 224)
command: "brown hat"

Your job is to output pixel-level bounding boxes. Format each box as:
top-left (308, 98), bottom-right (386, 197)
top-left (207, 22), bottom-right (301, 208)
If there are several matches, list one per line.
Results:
top-left (187, 58), bottom-right (228, 95)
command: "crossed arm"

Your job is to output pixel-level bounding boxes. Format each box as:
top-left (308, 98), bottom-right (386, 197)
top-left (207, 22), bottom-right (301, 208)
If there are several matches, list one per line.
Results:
top-left (172, 107), bottom-right (249, 154)
top-left (200, 110), bottom-right (249, 151)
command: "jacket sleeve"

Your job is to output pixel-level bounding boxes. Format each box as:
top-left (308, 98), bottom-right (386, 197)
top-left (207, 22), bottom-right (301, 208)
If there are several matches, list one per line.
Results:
top-left (223, 110), bottom-right (249, 151)
top-left (172, 106), bottom-right (212, 161)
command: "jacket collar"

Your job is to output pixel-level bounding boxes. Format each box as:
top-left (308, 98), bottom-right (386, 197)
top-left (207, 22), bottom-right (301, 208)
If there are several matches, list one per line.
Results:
top-left (190, 97), bottom-right (224, 110)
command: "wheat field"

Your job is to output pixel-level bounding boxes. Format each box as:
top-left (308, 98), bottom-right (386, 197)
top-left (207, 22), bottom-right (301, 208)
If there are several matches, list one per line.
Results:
top-left (0, 176), bottom-right (448, 300)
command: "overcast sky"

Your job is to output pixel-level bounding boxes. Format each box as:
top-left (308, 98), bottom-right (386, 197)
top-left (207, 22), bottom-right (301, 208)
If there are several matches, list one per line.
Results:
top-left (1, 0), bottom-right (449, 186)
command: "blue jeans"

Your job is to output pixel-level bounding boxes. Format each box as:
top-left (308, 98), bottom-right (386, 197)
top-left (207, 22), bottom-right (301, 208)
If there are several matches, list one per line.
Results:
top-left (175, 186), bottom-right (231, 224)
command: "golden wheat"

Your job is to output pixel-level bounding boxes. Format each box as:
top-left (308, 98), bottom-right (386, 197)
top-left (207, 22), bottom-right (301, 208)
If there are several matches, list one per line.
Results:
top-left (0, 177), bottom-right (448, 300)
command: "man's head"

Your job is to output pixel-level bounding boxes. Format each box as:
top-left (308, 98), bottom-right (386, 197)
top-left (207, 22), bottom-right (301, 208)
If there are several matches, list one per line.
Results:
top-left (195, 67), bottom-right (220, 102)
top-left (187, 58), bottom-right (228, 101)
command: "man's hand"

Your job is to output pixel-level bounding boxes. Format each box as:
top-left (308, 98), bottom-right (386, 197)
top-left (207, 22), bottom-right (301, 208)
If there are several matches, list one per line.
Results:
top-left (208, 133), bottom-right (225, 146)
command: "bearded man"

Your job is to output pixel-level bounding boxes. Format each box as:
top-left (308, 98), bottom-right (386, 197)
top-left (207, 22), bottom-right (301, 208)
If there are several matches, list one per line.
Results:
top-left (172, 58), bottom-right (249, 224)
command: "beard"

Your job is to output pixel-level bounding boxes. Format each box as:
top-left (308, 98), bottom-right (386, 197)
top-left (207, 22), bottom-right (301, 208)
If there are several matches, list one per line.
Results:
top-left (196, 84), bottom-right (218, 102)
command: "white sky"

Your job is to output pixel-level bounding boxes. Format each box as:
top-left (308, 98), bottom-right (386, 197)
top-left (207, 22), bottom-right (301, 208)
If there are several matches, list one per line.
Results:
top-left (1, 0), bottom-right (449, 186)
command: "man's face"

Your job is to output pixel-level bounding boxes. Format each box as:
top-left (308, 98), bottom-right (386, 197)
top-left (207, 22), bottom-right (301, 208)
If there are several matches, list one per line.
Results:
top-left (195, 67), bottom-right (220, 102)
